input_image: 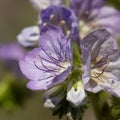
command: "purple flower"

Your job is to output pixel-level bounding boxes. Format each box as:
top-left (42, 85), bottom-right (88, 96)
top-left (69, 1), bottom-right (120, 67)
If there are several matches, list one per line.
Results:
top-left (40, 5), bottom-right (74, 32)
top-left (41, 6), bottom-right (72, 24)
top-left (70, 0), bottom-right (120, 38)
top-left (40, 5), bottom-right (79, 42)
top-left (81, 29), bottom-right (120, 97)
top-left (19, 24), bottom-right (72, 90)
top-left (90, 6), bottom-right (120, 38)
top-left (0, 42), bottom-right (25, 77)
top-left (70, 0), bottom-right (105, 17)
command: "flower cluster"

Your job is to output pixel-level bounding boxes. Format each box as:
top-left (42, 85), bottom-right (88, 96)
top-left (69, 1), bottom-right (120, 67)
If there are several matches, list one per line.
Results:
top-left (1, 0), bottom-right (120, 119)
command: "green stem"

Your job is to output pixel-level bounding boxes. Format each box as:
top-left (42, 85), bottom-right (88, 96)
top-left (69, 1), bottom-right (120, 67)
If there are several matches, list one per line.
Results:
top-left (65, 0), bottom-right (69, 8)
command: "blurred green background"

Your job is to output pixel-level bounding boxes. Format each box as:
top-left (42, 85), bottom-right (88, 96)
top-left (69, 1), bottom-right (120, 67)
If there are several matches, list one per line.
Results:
top-left (0, 0), bottom-right (95, 120)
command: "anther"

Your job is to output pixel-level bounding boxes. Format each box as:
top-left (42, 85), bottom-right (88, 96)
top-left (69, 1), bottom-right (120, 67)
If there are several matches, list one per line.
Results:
top-left (50, 14), bottom-right (54, 20)
top-left (66, 30), bottom-right (71, 37)
top-left (60, 20), bottom-right (66, 25)
top-left (43, 23), bottom-right (47, 26)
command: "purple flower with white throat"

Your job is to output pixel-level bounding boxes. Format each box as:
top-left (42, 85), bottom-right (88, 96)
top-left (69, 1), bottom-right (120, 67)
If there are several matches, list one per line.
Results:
top-left (19, 24), bottom-right (72, 90)
top-left (81, 29), bottom-right (120, 97)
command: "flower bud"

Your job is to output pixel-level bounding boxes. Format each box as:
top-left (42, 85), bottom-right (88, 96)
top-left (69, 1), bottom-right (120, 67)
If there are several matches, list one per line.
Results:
top-left (66, 80), bottom-right (87, 107)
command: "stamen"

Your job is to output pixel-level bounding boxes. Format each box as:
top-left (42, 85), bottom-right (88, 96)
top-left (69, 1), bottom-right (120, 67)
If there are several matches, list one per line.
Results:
top-left (91, 69), bottom-right (105, 78)
top-left (60, 20), bottom-right (66, 25)
top-left (50, 14), bottom-right (54, 20)
top-left (91, 59), bottom-right (109, 83)
top-left (66, 30), bottom-right (71, 38)
top-left (40, 58), bottom-right (59, 72)
top-left (37, 54), bottom-right (66, 69)
top-left (91, 57), bottom-right (109, 69)
top-left (33, 60), bottom-right (58, 73)
top-left (43, 23), bottom-right (47, 26)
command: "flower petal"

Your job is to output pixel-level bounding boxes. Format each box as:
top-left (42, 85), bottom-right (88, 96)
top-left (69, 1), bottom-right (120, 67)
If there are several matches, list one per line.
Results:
top-left (27, 78), bottom-right (54, 90)
top-left (99, 71), bottom-right (120, 97)
top-left (41, 5), bottom-right (73, 30)
top-left (70, 0), bottom-right (105, 17)
top-left (93, 6), bottom-right (120, 37)
top-left (81, 29), bottom-right (111, 60)
top-left (19, 48), bottom-right (55, 81)
top-left (80, 29), bottom-right (115, 93)
top-left (39, 24), bottom-right (72, 62)
top-left (19, 25), bottom-right (72, 90)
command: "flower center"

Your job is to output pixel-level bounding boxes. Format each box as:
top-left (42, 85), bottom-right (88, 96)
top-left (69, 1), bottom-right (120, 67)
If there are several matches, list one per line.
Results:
top-left (90, 56), bottom-right (110, 83)
top-left (59, 61), bottom-right (71, 73)
top-left (91, 68), bottom-right (106, 83)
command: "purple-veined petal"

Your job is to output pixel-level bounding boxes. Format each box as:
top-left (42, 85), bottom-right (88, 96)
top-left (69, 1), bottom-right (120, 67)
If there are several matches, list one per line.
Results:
top-left (19, 25), bottom-right (72, 90)
top-left (92, 50), bottom-right (120, 97)
top-left (81, 29), bottom-right (118, 93)
top-left (81, 29), bottom-right (120, 97)
top-left (39, 24), bottom-right (72, 62)
top-left (80, 44), bottom-right (90, 87)
top-left (80, 43), bottom-right (102, 93)
top-left (81, 28), bottom-right (111, 60)
top-left (19, 48), bottom-right (55, 82)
